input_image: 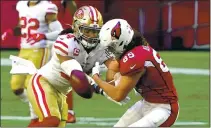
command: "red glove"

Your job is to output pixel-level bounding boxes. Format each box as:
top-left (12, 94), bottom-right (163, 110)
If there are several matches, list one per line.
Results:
top-left (1, 29), bottom-right (13, 41)
top-left (27, 33), bottom-right (46, 45)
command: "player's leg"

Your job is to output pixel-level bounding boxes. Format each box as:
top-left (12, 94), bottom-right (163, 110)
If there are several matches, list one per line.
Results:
top-left (66, 90), bottom-right (76, 123)
top-left (128, 102), bottom-right (179, 127)
top-left (114, 100), bottom-right (144, 127)
top-left (59, 94), bottom-right (68, 127)
top-left (24, 47), bottom-right (50, 121)
top-left (27, 73), bottom-right (63, 127)
top-left (10, 49), bottom-right (29, 102)
top-left (28, 48), bottom-right (50, 70)
top-left (10, 74), bottom-right (28, 102)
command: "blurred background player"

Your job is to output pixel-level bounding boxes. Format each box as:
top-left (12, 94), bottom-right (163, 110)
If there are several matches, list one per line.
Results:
top-left (1, 0), bottom-right (63, 123)
top-left (52, 0), bottom-right (77, 29)
top-left (51, 0), bottom-right (78, 123)
top-left (92, 19), bottom-right (179, 127)
top-left (24, 5), bottom-right (119, 127)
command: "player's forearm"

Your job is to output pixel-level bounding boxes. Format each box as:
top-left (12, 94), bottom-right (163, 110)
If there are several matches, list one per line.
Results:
top-left (5, 26), bottom-right (21, 37)
top-left (45, 20), bottom-right (63, 41)
top-left (93, 75), bottom-right (123, 102)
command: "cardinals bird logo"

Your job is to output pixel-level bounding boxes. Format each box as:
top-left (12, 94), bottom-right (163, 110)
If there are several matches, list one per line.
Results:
top-left (111, 21), bottom-right (121, 39)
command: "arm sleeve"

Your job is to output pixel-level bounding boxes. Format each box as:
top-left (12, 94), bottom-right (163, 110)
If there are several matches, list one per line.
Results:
top-left (98, 48), bottom-right (115, 65)
top-left (44, 3), bottom-right (63, 41)
top-left (46, 3), bottom-right (58, 14)
top-left (45, 20), bottom-right (63, 41)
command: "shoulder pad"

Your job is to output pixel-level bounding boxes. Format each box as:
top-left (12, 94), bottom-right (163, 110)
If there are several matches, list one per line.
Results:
top-left (119, 47), bottom-right (148, 75)
top-left (54, 34), bottom-right (79, 57)
top-left (16, 1), bottom-right (26, 11)
top-left (45, 3), bottom-right (58, 14)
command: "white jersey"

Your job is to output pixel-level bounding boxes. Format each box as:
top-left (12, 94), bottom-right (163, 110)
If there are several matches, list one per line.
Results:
top-left (16, 1), bottom-right (58, 49)
top-left (38, 33), bottom-right (114, 94)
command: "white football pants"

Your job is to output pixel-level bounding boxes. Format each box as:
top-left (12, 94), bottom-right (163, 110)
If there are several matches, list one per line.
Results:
top-left (114, 99), bottom-right (179, 127)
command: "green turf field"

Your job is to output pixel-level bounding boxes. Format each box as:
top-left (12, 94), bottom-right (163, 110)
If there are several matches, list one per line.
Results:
top-left (1, 50), bottom-right (210, 127)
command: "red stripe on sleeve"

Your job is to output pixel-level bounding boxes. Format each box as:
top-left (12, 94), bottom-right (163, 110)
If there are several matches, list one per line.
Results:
top-left (54, 45), bottom-right (68, 55)
top-left (55, 40), bottom-right (68, 48)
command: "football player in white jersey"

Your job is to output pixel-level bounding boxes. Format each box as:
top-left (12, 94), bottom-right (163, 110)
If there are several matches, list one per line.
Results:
top-left (25, 6), bottom-right (119, 127)
top-left (1, 0), bottom-right (63, 124)
top-left (51, 0), bottom-right (78, 123)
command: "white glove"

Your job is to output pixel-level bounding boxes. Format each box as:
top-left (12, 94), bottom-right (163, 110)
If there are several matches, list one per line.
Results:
top-left (92, 62), bottom-right (100, 76)
top-left (1, 32), bottom-right (7, 41)
top-left (86, 74), bottom-right (96, 86)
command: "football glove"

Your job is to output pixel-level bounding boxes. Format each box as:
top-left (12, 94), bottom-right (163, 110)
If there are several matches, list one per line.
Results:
top-left (1, 29), bottom-right (13, 41)
top-left (92, 62), bottom-right (100, 77)
top-left (86, 74), bottom-right (130, 106)
top-left (27, 33), bottom-right (46, 45)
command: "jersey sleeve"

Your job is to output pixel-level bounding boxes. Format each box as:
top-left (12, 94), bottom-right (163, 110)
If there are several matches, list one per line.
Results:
top-left (98, 48), bottom-right (115, 65)
top-left (53, 34), bottom-right (78, 57)
top-left (119, 46), bottom-right (149, 75)
top-left (45, 2), bottom-right (58, 14)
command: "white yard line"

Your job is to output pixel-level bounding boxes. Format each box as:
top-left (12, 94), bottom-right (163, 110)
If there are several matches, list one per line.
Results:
top-left (0, 116), bottom-right (208, 126)
top-left (1, 58), bottom-right (209, 75)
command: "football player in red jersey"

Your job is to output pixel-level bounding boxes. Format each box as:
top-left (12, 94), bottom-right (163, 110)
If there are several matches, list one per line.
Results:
top-left (92, 19), bottom-right (179, 127)
top-left (51, 0), bottom-right (77, 123)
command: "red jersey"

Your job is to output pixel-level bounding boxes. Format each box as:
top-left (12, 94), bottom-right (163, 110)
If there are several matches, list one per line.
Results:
top-left (119, 45), bottom-right (178, 104)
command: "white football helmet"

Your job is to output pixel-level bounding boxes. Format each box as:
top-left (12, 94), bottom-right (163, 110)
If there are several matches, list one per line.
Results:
top-left (99, 19), bottom-right (134, 56)
top-left (72, 6), bottom-right (103, 49)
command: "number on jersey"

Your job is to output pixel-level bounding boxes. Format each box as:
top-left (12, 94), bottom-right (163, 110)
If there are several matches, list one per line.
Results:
top-left (152, 50), bottom-right (169, 72)
top-left (123, 52), bottom-right (135, 63)
top-left (20, 17), bottom-right (40, 38)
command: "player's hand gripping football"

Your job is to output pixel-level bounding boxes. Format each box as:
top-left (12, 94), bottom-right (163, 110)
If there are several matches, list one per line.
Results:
top-left (27, 33), bottom-right (46, 45)
top-left (87, 74), bottom-right (128, 106)
top-left (90, 64), bottom-right (130, 106)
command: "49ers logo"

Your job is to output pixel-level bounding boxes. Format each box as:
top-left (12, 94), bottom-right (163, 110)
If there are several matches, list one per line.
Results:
top-left (75, 9), bottom-right (84, 19)
top-left (73, 48), bottom-right (80, 56)
top-left (111, 21), bottom-right (121, 39)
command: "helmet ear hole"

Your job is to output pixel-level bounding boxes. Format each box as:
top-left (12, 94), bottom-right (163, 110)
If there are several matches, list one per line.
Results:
top-left (119, 41), bottom-right (123, 46)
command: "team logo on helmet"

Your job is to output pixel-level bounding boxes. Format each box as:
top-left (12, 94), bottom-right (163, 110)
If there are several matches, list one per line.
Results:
top-left (75, 9), bottom-right (84, 19)
top-left (111, 21), bottom-right (121, 39)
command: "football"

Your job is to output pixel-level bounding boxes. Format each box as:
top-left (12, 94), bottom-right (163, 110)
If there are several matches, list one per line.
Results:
top-left (69, 70), bottom-right (93, 99)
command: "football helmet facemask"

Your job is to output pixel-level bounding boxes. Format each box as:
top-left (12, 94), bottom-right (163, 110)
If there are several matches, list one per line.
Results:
top-left (72, 6), bottom-right (103, 49)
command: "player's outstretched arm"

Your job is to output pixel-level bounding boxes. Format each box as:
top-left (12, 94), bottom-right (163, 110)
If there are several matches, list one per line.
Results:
top-left (92, 66), bottom-right (145, 102)
top-left (1, 22), bottom-right (21, 41)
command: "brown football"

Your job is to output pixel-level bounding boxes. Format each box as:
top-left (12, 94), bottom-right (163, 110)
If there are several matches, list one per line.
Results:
top-left (69, 70), bottom-right (93, 99)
